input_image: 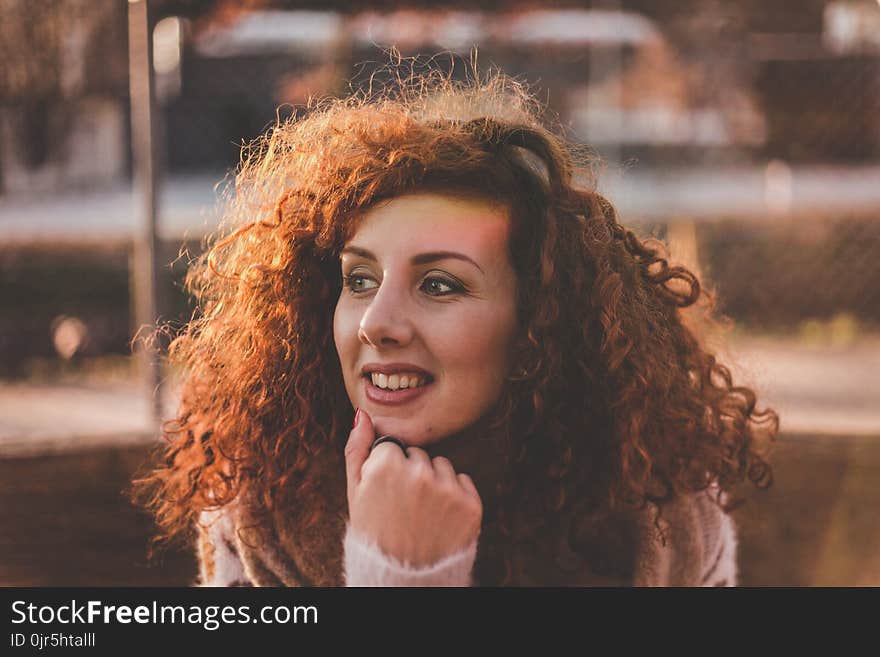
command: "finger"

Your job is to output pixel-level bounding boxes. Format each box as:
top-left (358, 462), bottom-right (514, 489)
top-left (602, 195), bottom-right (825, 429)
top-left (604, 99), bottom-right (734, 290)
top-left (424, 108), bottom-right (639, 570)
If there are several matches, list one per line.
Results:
top-left (457, 473), bottom-right (480, 499)
top-left (431, 456), bottom-right (457, 482)
top-left (369, 440), bottom-right (409, 463)
top-left (405, 446), bottom-right (432, 472)
top-left (344, 408), bottom-right (375, 494)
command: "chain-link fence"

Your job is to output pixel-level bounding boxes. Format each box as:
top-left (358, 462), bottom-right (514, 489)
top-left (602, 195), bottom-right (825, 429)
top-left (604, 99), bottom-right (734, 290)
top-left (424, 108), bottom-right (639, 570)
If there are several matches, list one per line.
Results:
top-left (3, 3), bottom-right (880, 371)
top-left (700, 216), bottom-right (880, 331)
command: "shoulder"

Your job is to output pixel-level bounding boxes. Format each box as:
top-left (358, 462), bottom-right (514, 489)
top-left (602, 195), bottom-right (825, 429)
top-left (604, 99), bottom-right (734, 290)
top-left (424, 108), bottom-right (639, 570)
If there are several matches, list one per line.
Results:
top-left (690, 488), bottom-right (738, 586)
top-left (631, 486), bottom-right (738, 587)
top-left (196, 503), bottom-right (252, 587)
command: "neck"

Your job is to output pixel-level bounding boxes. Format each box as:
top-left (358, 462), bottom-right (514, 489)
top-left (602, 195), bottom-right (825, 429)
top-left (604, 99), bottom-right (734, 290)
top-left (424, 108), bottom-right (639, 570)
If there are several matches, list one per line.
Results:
top-left (424, 410), bottom-right (510, 519)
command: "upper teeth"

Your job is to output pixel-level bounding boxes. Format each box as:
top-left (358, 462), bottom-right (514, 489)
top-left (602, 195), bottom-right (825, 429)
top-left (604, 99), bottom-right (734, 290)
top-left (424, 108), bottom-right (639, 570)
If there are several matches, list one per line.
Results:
top-left (370, 372), bottom-right (427, 390)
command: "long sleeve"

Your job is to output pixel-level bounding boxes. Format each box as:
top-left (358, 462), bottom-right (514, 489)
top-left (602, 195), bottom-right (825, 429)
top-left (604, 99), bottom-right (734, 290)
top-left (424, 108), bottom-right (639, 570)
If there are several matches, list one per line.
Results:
top-left (343, 523), bottom-right (477, 587)
top-left (195, 506), bottom-right (477, 587)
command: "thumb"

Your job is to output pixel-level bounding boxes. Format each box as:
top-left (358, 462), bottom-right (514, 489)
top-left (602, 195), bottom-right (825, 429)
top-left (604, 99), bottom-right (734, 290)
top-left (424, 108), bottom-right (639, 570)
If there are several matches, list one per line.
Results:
top-left (344, 408), bottom-right (375, 496)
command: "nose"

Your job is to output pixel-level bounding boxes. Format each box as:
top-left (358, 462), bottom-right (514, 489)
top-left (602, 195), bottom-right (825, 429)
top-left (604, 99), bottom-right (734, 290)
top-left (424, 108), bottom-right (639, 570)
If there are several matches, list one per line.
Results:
top-left (357, 278), bottom-right (415, 348)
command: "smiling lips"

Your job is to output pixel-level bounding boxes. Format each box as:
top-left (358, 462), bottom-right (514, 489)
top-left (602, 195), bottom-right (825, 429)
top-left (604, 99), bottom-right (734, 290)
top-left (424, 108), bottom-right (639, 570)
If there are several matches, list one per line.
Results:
top-left (363, 374), bottom-right (433, 405)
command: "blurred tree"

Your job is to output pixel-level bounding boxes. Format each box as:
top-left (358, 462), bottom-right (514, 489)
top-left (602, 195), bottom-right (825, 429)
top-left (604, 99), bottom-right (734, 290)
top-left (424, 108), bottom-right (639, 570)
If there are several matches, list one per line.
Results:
top-left (0, 0), bottom-right (127, 103)
top-left (0, 0), bottom-right (64, 102)
top-left (0, 0), bottom-right (128, 190)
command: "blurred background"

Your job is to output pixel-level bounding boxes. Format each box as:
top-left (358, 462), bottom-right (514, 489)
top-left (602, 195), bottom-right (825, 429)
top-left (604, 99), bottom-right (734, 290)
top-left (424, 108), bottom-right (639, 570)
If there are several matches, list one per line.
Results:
top-left (1, 0), bottom-right (878, 586)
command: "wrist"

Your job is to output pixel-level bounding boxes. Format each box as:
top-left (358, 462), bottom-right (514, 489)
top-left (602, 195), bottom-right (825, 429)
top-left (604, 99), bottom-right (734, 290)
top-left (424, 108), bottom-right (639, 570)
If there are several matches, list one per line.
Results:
top-left (343, 523), bottom-right (477, 587)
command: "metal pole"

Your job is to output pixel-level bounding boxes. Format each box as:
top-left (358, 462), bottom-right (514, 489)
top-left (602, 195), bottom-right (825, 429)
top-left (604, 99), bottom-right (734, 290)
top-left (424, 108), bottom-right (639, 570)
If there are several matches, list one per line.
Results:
top-left (128, 0), bottom-right (162, 425)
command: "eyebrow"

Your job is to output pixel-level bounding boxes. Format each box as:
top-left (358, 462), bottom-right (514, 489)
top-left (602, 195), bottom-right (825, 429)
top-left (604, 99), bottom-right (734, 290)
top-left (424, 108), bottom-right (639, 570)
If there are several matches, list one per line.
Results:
top-left (340, 246), bottom-right (485, 274)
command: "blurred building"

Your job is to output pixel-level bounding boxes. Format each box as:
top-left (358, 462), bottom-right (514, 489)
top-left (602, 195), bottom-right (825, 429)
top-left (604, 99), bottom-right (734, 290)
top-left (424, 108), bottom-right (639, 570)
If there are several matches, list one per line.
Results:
top-left (162, 10), bottom-right (348, 172)
top-left (166, 7), bottom-right (769, 170)
top-left (2, 1), bottom-right (879, 192)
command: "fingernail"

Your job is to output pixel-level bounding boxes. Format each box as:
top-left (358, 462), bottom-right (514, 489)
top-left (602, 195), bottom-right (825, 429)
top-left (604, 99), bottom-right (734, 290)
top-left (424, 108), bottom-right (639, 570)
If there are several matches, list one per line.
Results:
top-left (352, 408), bottom-right (361, 429)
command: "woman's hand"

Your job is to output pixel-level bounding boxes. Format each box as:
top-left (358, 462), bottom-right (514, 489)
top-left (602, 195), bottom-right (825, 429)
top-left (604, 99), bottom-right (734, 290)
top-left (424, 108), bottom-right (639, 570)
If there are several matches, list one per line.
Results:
top-left (344, 409), bottom-right (483, 567)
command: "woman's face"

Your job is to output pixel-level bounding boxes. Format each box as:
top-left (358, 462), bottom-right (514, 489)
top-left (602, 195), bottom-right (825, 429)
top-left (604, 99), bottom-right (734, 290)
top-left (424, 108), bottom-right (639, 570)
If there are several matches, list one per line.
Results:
top-left (333, 193), bottom-right (519, 447)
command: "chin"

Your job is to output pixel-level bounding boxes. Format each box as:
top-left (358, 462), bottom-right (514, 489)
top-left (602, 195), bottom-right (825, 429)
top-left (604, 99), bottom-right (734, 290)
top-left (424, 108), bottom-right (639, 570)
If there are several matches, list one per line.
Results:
top-left (370, 415), bottom-right (449, 447)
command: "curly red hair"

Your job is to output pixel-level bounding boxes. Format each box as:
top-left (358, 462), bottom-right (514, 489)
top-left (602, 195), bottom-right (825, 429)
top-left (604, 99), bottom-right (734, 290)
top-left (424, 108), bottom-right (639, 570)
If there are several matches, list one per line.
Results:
top-left (133, 70), bottom-right (776, 584)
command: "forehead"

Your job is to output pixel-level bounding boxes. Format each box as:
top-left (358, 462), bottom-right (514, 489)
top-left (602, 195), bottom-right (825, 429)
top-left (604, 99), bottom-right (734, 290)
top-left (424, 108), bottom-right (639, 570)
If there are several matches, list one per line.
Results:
top-left (347, 193), bottom-right (510, 257)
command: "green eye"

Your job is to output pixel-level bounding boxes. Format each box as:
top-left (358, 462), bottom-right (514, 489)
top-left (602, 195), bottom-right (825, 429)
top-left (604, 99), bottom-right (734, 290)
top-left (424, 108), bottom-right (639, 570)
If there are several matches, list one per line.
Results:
top-left (343, 274), bottom-right (378, 293)
top-left (421, 276), bottom-right (461, 296)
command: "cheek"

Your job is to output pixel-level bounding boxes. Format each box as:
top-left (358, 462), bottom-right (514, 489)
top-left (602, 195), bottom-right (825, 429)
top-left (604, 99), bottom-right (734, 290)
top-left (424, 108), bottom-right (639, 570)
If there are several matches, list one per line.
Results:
top-left (333, 301), bottom-right (356, 367)
top-left (439, 305), bottom-right (516, 381)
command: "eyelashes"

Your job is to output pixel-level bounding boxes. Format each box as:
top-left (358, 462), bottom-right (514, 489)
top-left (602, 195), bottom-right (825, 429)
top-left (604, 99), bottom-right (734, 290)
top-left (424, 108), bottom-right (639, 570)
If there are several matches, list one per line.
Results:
top-left (342, 272), bottom-right (466, 297)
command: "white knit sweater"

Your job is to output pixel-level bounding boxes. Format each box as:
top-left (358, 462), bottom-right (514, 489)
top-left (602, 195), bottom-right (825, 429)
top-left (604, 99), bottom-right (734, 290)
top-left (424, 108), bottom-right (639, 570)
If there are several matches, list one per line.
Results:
top-left (195, 488), bottom-right (738, 587)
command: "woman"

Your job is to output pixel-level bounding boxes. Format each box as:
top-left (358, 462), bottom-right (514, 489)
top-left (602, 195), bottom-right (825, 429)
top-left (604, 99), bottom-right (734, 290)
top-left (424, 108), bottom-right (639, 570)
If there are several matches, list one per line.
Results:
top-left (135, 71), bottom-right (776, 586)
